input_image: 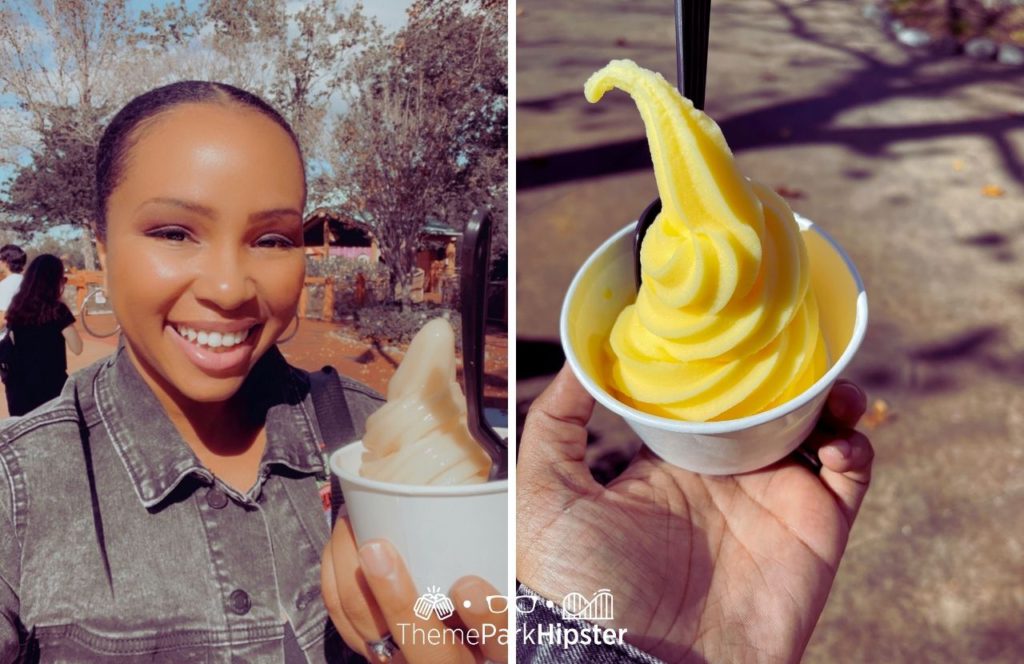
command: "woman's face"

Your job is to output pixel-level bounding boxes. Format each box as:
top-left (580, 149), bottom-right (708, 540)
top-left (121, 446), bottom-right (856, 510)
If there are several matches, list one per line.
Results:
top-left (99, 102), bottom-right (306, 405)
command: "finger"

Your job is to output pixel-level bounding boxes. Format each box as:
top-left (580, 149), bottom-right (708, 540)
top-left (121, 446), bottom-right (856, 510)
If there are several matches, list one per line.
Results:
top-left (817, 429), bottom-right (875, 525)
top-left (449, 576), bottom-right (509, 663)
top-left (520, 364), bottom-right (595, 466)
top-left (320, 543), bottom-right (371, 660)
top-left (358, 540), bottom-right (470, 664)
top-left (323, 519), bottom-right (390, 646)
top-left (823, 380), bottom-right (867, 429)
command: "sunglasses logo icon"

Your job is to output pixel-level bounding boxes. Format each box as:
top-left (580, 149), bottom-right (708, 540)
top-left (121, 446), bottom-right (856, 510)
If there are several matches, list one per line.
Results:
top-left (483, 589), bottom-right (614, 621)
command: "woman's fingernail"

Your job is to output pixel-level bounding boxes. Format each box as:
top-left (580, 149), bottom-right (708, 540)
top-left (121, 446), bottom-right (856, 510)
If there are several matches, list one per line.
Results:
top-left (358, 541), bottom-right (395, 577)
top-left (826, 439), bottom-right (851, 460)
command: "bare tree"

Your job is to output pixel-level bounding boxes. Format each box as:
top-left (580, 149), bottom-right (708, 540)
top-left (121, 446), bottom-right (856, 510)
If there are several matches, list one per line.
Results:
top-left (0, 0), bottom-right (133, 132)
top-left (0, 0), bottom-right (141, 266)
top-left (201, 0), bottom-right (373, 159)
top-left (270, 0), bottom-right (373, 155)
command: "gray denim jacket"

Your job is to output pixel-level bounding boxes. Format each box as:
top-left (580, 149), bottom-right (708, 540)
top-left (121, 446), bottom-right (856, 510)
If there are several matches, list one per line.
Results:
top-left (0, 345), bottom-right (382, 663)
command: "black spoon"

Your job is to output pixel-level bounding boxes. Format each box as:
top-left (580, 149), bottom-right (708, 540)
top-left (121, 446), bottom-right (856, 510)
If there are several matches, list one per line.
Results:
top-left (634, 0), bottom-right (711, 289)
top-left (460, 209), bottom-right (508, 481)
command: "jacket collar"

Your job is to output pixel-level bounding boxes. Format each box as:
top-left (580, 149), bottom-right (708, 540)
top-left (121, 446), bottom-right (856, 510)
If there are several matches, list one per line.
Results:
top-left (91, 344), bottom-right (325, 509)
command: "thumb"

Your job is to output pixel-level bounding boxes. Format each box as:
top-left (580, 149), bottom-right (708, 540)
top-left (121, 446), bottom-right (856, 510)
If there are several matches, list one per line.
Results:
top-left (518, 364), bottom-right (599, 492)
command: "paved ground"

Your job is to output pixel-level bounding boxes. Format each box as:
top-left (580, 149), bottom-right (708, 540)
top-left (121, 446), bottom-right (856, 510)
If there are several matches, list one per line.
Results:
top-left (517, 1), bottom-right (1024, 661)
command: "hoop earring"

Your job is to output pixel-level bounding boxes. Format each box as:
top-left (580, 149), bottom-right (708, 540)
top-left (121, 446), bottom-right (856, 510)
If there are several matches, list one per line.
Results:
top-left (277, 315), bottom-right (300, 344)
top-left (79, 288), bottom-right (121, 338)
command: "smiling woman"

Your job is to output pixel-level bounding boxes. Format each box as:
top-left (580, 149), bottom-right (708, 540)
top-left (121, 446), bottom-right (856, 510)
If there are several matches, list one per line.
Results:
top-left (0, 82), bottom-right (505, 664)
top-left (96, 96), bottom-right (309, 492)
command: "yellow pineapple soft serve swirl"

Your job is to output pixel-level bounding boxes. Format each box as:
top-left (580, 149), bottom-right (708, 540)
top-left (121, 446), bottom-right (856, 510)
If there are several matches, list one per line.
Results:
top-left (584, 60), bottom-right (829, 421)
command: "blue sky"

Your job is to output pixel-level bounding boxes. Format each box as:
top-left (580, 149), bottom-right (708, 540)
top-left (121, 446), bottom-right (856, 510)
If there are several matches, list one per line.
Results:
top-left (362, 1), bottom-right (415, 32)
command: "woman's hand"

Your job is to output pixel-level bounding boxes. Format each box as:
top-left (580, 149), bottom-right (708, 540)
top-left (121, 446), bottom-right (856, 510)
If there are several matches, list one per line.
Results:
top-left (517, 366), bottom-right (874, 663)
top-left (63, 325), bottom-right (83, 355)
top-left (321, 518), bottom-right (508, 663)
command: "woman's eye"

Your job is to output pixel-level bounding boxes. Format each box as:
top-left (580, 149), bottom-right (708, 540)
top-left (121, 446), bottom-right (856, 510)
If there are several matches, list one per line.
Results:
top-left (146, 226), bottom-right (191, 243)
top-left (255, 234), bottom-right (296, 249)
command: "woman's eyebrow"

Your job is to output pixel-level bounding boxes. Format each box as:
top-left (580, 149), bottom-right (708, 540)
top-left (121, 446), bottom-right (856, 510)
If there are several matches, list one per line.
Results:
top-left (135, 198), bottom-right (301, 223)
top-left (250, 208), bottom-right (303, 223)
top-left (137, 197), bottom-right (215, 218)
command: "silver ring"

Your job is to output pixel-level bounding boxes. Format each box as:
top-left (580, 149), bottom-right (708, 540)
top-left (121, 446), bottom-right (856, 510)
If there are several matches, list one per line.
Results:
top-left (365, 633), bottom-right (398, 662)
top-left (792, 443), bottom-right (823, 474)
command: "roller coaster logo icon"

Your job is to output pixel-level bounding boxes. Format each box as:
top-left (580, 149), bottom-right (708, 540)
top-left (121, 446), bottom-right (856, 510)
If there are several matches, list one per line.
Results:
top-left (559, 589), bottom-right (614, 621)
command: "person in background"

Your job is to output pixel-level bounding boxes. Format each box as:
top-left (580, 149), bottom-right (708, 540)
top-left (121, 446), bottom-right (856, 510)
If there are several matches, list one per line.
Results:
top-left (0, 244), bottom-right (27, 331)
top-left (2, 254), bottom-right (83, 416)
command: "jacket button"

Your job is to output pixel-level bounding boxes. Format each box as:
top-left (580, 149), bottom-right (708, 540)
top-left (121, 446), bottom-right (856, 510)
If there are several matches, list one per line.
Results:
top-left (296, 588), bottom-right (318, 611)
top-left (229, 589), bottom-right (252, 615)
top-left (206, 488), bottom-right (229, 509)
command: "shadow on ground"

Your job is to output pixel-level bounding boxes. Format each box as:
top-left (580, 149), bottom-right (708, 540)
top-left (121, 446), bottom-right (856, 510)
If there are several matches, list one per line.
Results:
top-left (520, 0), bottom-right (1024, 190)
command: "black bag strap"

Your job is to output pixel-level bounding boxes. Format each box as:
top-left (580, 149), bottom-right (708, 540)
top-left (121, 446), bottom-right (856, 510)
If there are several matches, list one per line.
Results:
top-left (308, 366), bottom-right (356, 526)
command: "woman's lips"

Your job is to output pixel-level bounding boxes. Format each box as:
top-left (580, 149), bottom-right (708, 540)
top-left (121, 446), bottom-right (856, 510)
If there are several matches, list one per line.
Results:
top-left (166, 323), bottom-right (260, 374)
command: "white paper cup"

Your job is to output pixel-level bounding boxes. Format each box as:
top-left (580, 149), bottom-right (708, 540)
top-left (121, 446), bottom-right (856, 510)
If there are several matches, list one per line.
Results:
top-left (329, 435), bottom-right (508, 595)
top-left (560, 216), bottom-right (868, 475)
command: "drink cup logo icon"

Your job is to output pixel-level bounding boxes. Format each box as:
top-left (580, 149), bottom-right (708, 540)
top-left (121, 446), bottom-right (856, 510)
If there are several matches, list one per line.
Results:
top-left (413, 586), bottom-right (455, 621)
top-left (560, 589), bottom-right (614, 621)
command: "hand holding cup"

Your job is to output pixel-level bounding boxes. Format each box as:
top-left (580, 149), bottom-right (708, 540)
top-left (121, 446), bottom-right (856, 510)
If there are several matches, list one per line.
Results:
top-left (321, 517), bottom-right (509, 663)
top-left (517, 366), bottom-right (873, 663)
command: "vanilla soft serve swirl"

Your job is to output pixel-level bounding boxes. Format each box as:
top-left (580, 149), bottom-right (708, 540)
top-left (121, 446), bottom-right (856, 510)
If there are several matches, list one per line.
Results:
top-left (360, 318), bottom-right (490, 485)
top-left (585, 60), bottom-right (829, 421)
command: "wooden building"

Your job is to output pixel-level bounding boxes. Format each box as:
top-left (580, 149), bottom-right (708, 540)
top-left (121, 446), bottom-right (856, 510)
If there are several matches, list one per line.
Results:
top-left (302, 209), bottom-right (460, 304)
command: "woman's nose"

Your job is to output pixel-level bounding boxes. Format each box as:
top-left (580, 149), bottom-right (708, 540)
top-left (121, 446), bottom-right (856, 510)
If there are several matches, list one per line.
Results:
top-left (191, 245), bottom-right (257, 311)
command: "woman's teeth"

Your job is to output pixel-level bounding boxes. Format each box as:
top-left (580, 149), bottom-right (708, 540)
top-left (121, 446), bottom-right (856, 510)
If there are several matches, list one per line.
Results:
top-left (174, 325), bottom-right (252, 349)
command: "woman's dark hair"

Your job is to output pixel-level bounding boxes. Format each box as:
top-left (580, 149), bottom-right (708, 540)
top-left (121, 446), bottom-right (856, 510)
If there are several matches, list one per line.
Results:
top-left (0, 244), bottom-right (26, 274)
top-left (6, 254), bottom-right (67, 327)
top-left (94, 81), bottom-right (305, 239)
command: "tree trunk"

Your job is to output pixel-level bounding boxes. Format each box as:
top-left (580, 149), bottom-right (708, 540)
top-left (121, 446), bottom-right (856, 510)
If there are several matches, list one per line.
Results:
top-left (397, 270), bottom-right (411, 313)
top-left (945, 0), bottom-right (963, 36)
top-left (79, 227), bottom-right (98, 270)
top-left (399, 284), bottom-right (410, 313)
top-left (389, 266), bottom-right (408, 312)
